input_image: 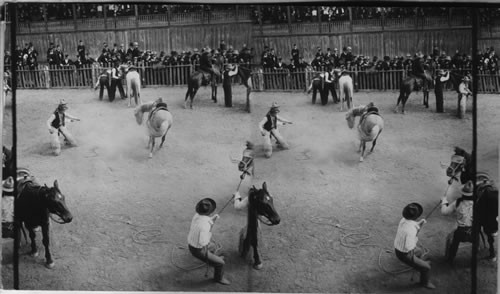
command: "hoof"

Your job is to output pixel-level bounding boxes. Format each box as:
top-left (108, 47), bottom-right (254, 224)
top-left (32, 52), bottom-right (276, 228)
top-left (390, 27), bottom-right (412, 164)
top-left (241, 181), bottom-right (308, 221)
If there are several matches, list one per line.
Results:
top-left (30, 251), bottom-right (39, 258)
top-left (45, 261), bottom-right (55, 269)
top-left (359, 157), bottom-right (364, 162)
top-left (253, 263), bottom-right (263, 270)
top-left (148, 153), bottom-right (153, 159)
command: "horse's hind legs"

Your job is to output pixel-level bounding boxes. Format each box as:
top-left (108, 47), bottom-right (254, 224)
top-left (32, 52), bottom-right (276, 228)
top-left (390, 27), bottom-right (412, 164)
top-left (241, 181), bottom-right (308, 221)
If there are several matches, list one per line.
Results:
top-left (41, 224), bottom-right (55, 269)
top-left (487, 233), bottom-right (496, 261)
top-left (149, 137), bottom-right (155, 159)
top-left (360, 141), bottom-right (366, 162)
top-left (28, 228), bottom-right (39, 257)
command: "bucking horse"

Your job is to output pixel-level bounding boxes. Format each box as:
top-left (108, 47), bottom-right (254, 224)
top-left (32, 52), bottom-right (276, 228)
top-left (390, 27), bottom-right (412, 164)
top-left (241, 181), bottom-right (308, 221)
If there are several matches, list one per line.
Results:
top-left (134, 98), bottom-right (173, 158)
top-left (119, 63), bottom-right (142, 107)
top-left (446, 146), bottom-right (498, 260)
top-left (15, 176), bottom-right (73, 268)
top-left (345, 104), bottom-right (384, 162)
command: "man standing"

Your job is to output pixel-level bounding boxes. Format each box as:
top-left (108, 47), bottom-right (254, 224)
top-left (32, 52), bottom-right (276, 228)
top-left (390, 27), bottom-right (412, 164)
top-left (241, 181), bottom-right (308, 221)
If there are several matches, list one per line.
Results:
top-left (77, 40), bottom-right (86, 62)
top-left (258, 102), bottom-right (292, 158)
top-left (222, 64), bottom-right (238, 107)
top-left (46, 100), bottom-right (80, 156)
top-left (109, 61), bottom-right (125, 101)
top-left (457, 76), bottom-right (472, 118)
top-left (440, 181), bottom-right (474, 264)
top-left (434, 69), bottom-right (450, 113)
top-left (291, 44), bottom-right (300, 66)
top-left (394, 203), bottom-right (435, 289)
top-left (411, 52), bottom-right (431, 91)
top-left (187, 198), bottom-right (230, 285)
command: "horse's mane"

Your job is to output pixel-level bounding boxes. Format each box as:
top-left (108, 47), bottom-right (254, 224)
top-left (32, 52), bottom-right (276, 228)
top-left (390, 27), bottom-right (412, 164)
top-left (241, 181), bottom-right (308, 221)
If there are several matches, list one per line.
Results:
top-left (134, 102), bottom-right (155, 125)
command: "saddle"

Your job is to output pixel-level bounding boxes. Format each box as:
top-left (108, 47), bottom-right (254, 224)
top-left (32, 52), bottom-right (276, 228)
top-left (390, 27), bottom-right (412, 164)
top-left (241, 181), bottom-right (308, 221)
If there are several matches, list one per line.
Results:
top-left (17, 176), bottom-right (37, 196)
top-left (147, 103), bottom-right (169, 122)
top-left (359, 108), bottom-right (381, 125)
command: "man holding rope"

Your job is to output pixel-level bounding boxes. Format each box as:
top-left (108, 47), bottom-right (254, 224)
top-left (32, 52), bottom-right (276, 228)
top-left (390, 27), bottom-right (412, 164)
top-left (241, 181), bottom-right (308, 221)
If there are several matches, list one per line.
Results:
top-left (187, 198), bottom-right (230, 285)
top-left (394, 202), bottom-right (435, 289)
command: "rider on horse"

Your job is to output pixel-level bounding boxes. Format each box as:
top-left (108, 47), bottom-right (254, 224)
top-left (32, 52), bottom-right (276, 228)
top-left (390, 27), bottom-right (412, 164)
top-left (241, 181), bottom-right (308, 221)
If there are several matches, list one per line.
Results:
top-left (411, 52), bottom-right (432, 91)
top-left (199, 47), bottom-right (221, 85)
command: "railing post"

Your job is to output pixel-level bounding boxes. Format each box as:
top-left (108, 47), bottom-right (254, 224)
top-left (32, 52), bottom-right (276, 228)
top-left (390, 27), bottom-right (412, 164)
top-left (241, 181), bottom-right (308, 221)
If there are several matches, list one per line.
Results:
top-left (235, 5), bottom-right (239, 22)
top-left (72, 4), bottom-right (78, 31)
top-left (103, 4), bottom-right (108, 30)
top-left (287, 5), bottom-right (292, 35)
top-left (134, 5), bottom-right (139, 29)
top-left (349, 7), bottom-right (353, 32)
top-left (317, 7), bottom-right (322, 34)
top-left (43, 4), bottom-right (48, 33)
top-left (43, 65), bottom-right (50, 89)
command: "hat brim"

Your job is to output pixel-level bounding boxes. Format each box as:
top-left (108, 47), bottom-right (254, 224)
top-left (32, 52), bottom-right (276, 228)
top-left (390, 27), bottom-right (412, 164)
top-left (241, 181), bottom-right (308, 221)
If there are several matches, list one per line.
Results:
top-left (196, 198), bottom-right (216, 215)
top-left (2, 187), bottom-right (13, 192)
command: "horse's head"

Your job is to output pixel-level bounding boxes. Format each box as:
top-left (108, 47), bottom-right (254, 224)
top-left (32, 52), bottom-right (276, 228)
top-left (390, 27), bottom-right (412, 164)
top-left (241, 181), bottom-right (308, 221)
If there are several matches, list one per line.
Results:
top-left (249, 182), bottom-right (280, 226)
top-left (44, 180), bottom-right (73, 224)
top-left (345, 109), bottom-right (355, 129)
top-left (134, 106), bottom-right (145, 125)
top-left (446, 146), bottom-right (468, 180)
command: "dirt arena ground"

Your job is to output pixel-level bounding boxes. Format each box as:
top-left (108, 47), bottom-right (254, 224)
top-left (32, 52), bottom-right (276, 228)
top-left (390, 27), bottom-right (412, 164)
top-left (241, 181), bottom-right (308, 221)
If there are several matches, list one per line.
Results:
top-left (1, 85), bottom-right (497, 293)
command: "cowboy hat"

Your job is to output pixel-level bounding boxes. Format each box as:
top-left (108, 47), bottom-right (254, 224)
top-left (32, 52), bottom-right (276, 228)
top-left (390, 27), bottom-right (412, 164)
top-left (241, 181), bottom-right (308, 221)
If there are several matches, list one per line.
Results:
top-left (461, 181), bottom-right (473, 196)
top-left (476, 171), bottom-right (491, 183)
top-left (196, 198), bottom-right (216, 216)
top-left (270, 102), bottom-right (280, 113)
top-left (58, 99), bottom-right (68, 110)
top-left (402, 202), bottom-right (423, 220)
top-left (2, 176), bottom-right (14, 193)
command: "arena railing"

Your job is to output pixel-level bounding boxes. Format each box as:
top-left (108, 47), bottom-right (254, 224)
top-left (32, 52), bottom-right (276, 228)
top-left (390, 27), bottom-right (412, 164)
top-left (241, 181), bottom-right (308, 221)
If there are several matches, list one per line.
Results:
top-left (9, 63), bottom-right (499, 94)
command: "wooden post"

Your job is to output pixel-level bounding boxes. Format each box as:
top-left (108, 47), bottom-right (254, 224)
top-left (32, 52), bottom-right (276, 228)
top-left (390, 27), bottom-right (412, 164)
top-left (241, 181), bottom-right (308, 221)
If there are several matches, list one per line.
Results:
top-left (43, 4), bottom-right (48, 33)
top-left (349, 7), bottom-right (353, 32)
top-left (134, 4), bottom-right (139, 29)
top-left (317, 7), bottom-right (322, 34)
top-left (235, 5), bottom-right (239, 22)
top-left (73, 4), bottom-right (78, 31)
top-left (167, 4), bottom-right (171, 26)
top-left (258, 5), bottom-right (263, 35)
top-left (287, 5), bottom-right (291, 34)
top-left (103, 4), bottom-right (107, 30)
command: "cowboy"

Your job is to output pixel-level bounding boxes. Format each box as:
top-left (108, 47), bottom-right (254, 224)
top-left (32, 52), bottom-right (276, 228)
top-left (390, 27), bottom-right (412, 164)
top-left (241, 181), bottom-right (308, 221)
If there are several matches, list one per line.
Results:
top-left (46, 100), bottom-right (80, 156)
top-left (199, 47), bottom-right (220, 84)
top-left (2, 176), bottom-right (15, 238)
top-left (457, 76), bottom-right (472, 118)
top-left (109, 60), bottom-right (126, 101)
top-left (187, 198), bottom-right (230, 285)
top-left (222, 64), bottom-right (238, 107)
top-left (324, 68), bottom-right (339, 103)
top-left (411, 52), bottom-right (431, 91)
top-left (441, 181), bottom-right (474, 264)
top-left (394, 202), bottom-right (435, 289)
top-left (258, 102), bottom-right (292, 158)
top-left (94, 68), bottom-right (112, 101)
top-left (434, 69), bottom-right (450, 113)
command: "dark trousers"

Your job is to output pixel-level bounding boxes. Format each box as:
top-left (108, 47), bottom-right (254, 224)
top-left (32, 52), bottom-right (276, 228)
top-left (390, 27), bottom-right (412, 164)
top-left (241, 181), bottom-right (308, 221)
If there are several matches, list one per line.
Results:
top-left (109, 78), bottom-right (125, 101)
top-left (434, 87), bottom-right (444, 113)
top-left (395, 248), bottom-right (431, 285)
top-left (189, 245), bottom-right (225, 281)
top-left (223, 84), bottom-right (232, 107)
top-left (446, 226), bottom-right (473, 262)
top-left (98, 76), bottom-right (109, 101)
top-left (326, 82), bottom-right (338, 103)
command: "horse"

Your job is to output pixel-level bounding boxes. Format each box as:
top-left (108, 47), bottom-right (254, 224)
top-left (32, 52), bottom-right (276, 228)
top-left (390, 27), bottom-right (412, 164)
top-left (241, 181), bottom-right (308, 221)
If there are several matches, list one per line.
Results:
top-left (338, 73), bottom-right (354, 111)
top-left (120, 64), bottom-right (142, 107)
top-left (15, 177), bottom-right (73, 268)
top-left (345, 105), bottom-right (384, 162)
top-left (445, 148), bottom-right (498, 260)
top-left (230, 64), bottom-right (253, 113)
top-left (395, 70), bottom-right (433, 114)
top-left (184, 55), bottom-right (224, 109)
top-left (134, 98), bottom-right (173, 158)
top-left (238, 182), bottom-right (280, 270)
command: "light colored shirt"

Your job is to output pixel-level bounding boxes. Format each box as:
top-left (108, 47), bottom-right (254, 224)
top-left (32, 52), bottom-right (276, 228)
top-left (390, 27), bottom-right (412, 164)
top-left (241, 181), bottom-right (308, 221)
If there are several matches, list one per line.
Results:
top-left (394, 218), bottom-right (420, 252)
top-left (233, 191), bottom-right (248, 211)
top-left (441, 199), bottom-right (473, 227)
top-left (459, 82), bottom-right (472, 95)
top-left (187, 213), bottom-right (214, 248)
top-left (439, 72), bottom-right (450, 82)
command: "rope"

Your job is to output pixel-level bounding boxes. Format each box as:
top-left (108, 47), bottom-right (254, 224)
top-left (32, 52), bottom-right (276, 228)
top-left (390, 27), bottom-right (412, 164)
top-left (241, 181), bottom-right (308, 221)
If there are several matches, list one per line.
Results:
top-left (170, 240), bottom-right (222, 272)
top-left (132, 229), bottom-right (169, 245)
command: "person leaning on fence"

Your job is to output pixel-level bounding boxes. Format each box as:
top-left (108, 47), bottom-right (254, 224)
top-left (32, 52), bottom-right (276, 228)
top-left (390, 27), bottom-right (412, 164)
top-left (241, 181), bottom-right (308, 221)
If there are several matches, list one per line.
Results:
top-left (46, 100), bottom-right (80, 156)
top-left (434, 69), bottom-right (450, 113)
top-left (259, 102), bottom-right (292, 158)
top-left (187, 198), bottom-right (230, 285)
top-left (109, 61), bottom-right (126, 102)
top-left (441, 181), bottom-right (474, 264)
top-left (394, 202), bottom-right (435, 289)
top-left (457, 76), bottom-right (472, 119)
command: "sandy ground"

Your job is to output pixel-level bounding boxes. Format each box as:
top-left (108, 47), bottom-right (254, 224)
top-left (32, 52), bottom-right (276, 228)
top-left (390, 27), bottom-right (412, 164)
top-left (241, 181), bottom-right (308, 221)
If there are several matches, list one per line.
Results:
top-left (0, 85), bottom-right (497, 293)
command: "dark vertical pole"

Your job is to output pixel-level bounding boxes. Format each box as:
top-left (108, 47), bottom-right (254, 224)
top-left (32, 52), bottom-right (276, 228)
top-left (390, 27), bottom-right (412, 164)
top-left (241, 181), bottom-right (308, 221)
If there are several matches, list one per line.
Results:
top-left (103, 4), bottom-right (107, 30)
top-left (72, 4), bottom-right (77, 31)
top-left (349, 7), bottom-right (353, 32)
top-left (286, 5), bottom-right (291, 34)
top-left (258, 5), bottom-right (263, 35)
top-left (317, 7), bottom-right (322, 34)
top-left (134, 4), bottom-right (139, 29)
top-left (471, 6), bottom-right (478, 294)
top-left (9, 3), bottom-right (19, 289)
top-left (43, 4), bottom-right (48, 33)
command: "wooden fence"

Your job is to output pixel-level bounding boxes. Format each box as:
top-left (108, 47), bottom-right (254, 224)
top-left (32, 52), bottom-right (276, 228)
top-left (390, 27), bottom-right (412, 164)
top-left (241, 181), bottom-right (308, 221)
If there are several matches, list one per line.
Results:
top-left (9, 64), bottom-right (500, 93)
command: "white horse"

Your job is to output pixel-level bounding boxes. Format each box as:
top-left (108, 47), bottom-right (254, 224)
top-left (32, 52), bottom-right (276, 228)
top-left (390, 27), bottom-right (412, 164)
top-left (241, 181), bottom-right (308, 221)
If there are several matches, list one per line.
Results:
top-left (134, 98), bottom-right (173, 158)
top-left (120, 64), bottom-right (142, 107)
top-left (345, 105), bottom-right (384, 162)
top-left (338, 73), bottom-right (354, 111)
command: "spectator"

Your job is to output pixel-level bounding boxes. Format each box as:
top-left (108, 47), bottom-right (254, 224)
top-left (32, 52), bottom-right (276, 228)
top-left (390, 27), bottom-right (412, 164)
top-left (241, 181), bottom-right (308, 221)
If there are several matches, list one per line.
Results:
top-left (77, 40), bottom-right (86, 61)
top-left (61, 54), bottom-right (72, 66)
top-left (291, 44), bottom-right (300, 65)
top-left (102, 42), bottom-right (110, 54)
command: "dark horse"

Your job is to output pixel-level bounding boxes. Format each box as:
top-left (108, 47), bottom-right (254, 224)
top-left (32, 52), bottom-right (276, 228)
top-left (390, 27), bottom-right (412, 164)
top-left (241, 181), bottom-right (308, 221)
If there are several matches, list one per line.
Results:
top-left (16, 177), bottom-right (73, 268)
top-left (184, 55), bottom-right (224, 109)
top-left (238, 182), bottom-right (280, 269)
top-left (446, 147), bottom-right (498, 260)
top-left (395, 70), bottom-right (433, 114)
top-left (231, 64), bottom-right (253, 113)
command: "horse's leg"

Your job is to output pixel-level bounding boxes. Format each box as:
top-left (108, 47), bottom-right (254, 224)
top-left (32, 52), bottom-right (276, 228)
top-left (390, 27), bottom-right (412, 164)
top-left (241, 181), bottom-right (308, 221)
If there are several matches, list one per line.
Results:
top-left (360, 141), bottom-right (366, 162)
top-left (184, 87), bottom-right (191, 109)
top-left (28, 227), bottom-right (39, 257)
top-left (486, 232), bottom-right (496, 260)
top-left (246, 85), bottom-right (252, 113)
top-left (251, 239), bottom-right (263, 270)
top-left (149, 136), bottom-right (155, 158)
top-left (401, 92), bottom-right (409, 114)
top-left (211, 80), bottom-right (217, 103)
top-left (159, 134), bottom-right (166, 149)
top-left (41, 222), bottom-right (55, 268)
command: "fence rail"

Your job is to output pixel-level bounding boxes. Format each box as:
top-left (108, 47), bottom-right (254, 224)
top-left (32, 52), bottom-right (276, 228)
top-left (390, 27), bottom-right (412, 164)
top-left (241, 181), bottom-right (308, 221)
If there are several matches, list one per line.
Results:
top-left (9, 64), bottom-right (500, 93)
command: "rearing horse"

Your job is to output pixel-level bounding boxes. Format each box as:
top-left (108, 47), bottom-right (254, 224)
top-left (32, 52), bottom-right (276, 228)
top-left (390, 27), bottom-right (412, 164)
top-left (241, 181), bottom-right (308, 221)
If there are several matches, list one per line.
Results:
top-left (237, 182), bottom-right (280, 270)
top-left (230, 64), bottom-right (253, 113)
top-left (134, 98), bottom-right (173, 158)
top-left (395, 70), bottom-right (433, 114)
top-left (184, 55), bottom-right (224, 109)
top-left (346, 105), bottom-right (384, 162)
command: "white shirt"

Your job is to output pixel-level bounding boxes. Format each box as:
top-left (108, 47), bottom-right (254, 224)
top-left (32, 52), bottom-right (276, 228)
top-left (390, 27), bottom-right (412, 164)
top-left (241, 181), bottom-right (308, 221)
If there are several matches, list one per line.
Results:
top-left (394, 218), bottom-right (420, 252)
top-left (441, 199), bottom-right (473, 227)
top-left (187, 213), bottom-right (214, 248)
top-left (459, 82), bottom-right (472, 95)
top-left (233, 191), bottom-right (248, 211)
top-left (439, 72), bottom-right (450, 82)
